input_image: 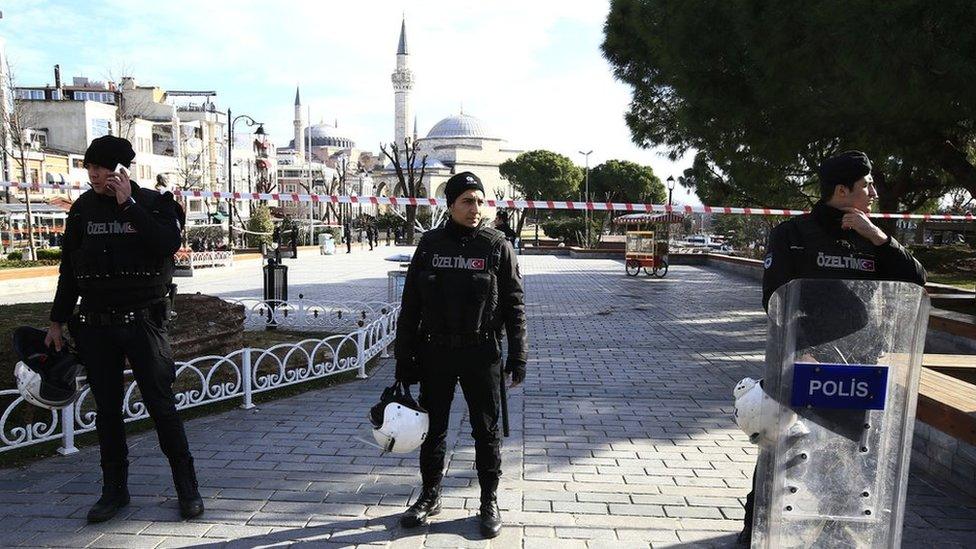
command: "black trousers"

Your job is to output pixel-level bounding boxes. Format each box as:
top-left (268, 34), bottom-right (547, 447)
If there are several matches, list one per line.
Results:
top-left (69, 312), bottom-right (192, 467)
top-left (418, 344), bottom-right (502, 492)
top-left (744, 463), bottom-right (757, 531)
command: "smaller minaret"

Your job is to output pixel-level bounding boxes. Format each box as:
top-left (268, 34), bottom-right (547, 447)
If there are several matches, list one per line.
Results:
top-left (392, 17), bottom-right (414, 147)
top-left (293, 86), bottom-right (304, 157)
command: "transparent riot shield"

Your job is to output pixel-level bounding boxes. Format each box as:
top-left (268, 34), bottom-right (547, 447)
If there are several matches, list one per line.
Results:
top-left (752, 279), bottom-right (930, 549)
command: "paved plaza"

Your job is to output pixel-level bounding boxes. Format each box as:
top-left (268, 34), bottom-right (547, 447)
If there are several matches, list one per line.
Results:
top-left (1, 250), bottom-right (975, 547)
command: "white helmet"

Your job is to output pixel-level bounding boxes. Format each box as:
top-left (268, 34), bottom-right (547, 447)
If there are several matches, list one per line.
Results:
top-left (732, 377), bottom-right (780, 447)
top-left (732, 377), bottom-right (805, 447)
top-left (13, 326), bottom-right (88, 410)
top-left (368, 382), bottom-right (428, 454)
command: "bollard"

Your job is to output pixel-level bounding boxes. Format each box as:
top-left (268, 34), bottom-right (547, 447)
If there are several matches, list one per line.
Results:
top-left (241, 349), bottom-right (255, 409)
top-left (57, 405), bottom-right (78, 455)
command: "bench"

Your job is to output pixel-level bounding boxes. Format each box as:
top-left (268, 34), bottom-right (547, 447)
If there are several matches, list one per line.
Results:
top-left (917, 356), bottom-right (976, 445)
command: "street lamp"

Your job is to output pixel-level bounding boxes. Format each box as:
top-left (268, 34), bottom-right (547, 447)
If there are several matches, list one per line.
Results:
top-left (578, 150), bottom-right (592, 248)
top-left (665, 175), bottom-right (676, 247)
top-left (227, 108), bottom-right (263, 249)
top-left (666, 175), bottom-right (675, 209)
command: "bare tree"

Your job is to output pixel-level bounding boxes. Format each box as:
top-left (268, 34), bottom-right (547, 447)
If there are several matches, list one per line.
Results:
top-left (4, 72), bottom-right (41, 260)
top-left (103, 64), bottom-right (154, 141)
top-left (379, 138), bottom-right (427, 243)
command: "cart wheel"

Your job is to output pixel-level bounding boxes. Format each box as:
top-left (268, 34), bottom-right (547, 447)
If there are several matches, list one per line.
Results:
top-left (654, 260), bottom-right (669, 278)
top-left (625, 260), bottom-right (641, 276)
top-left (642, 266), bottom-right (653, 277)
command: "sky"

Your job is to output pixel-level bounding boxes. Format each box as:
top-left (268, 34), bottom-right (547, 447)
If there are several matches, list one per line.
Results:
top-left (1, 0), bottom-right (700, 205)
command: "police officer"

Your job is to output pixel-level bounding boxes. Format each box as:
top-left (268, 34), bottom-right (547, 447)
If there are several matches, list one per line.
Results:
top-left (738, 150), bottom-right (925, 545)
top-left (45, 136), bottom-right (204, 523)
top-left (394, 171), bottom-right (527, 538)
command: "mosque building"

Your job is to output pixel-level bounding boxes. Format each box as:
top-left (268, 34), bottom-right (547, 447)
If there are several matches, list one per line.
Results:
top-left (277, 17), bottom-right (522, 222)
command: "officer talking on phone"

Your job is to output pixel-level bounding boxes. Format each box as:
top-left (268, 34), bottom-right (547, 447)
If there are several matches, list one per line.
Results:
top-left (394, 171), bottom-right (527, 538)
top-left (45, 135), bottom-right (204, 522)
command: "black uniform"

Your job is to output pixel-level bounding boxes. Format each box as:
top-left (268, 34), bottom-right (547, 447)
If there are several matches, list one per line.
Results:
top-left (395, 219), bottom-right (527, 492)
top-left (743, 200), bottom-right (926, 531)
top-left (50, 181), bottom-right (191, 468)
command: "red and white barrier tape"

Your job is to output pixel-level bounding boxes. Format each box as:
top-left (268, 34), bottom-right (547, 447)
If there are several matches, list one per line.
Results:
top-left (2, 181), bottom-right (973, 222)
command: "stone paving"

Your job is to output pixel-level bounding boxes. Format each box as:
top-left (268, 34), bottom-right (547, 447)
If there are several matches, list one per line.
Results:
top-left (1, 253), bottom-right (975, 547)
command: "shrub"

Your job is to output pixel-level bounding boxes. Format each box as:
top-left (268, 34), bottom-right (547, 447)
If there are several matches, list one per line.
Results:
top-left (35, 248), bottom-right (61, 260)
top-left (541, 217), bottom-right (602, 247)
top-left (6, 251), bottom-right (22, 261)
top-left (246, 205), bottom-right (273, 248)
top-left (909, 244), bottom-right (975, 273)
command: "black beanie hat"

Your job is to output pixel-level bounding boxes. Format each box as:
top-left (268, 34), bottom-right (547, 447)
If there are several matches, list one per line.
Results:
top-left (818, 150), bottom-right (871, 198)
top-left (83, 135), bottom-right (136, 169)
top-left (444, 171), bottom-right (485, 205)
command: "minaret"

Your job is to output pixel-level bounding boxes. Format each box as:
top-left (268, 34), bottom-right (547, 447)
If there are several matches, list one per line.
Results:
top-left (293, 86), bottom-right (304, 157)
top-left (413, 115), bottom-right (418, 142)
top-left (391, 17), bottom-right (413, 147)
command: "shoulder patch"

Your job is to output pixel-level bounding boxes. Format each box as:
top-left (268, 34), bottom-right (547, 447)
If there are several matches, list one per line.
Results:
top-left (763, 254), bottom-right (773, 269)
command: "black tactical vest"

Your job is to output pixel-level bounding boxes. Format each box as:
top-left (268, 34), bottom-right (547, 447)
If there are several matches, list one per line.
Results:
top-left (413, 223), bottom-right (506, 337)
top-left (782, 210), bottom-right (882, 282)
top-left (66, 190), bottom-right (175, 293)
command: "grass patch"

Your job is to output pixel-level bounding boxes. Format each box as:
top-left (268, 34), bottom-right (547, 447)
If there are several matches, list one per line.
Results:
top-left (0, 259), bottom-right (60, 269)
top-left (929, 272), bottom-right (976, 291)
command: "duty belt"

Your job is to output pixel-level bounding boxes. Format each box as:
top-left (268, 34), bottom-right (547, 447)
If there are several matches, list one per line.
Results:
top-left (76, 301), bottom-right (165, 326)
top-left (422, 331), bottom-right (493, 349)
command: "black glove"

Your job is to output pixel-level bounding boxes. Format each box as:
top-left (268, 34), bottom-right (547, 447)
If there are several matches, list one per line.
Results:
top-left (505, 360), bottom-right (526, 385)
top-left (395, 357), bottom-right (421, 385)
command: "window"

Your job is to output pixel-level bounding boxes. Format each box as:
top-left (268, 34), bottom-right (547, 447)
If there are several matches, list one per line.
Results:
top-left (72, 159), bottom-right (84, 168)
top-left (15, 89), bottom-right (45, 100)
top-left (74, 91), bottom-right (115, 103)
top-left (91, 118), bottom-right (112, 139)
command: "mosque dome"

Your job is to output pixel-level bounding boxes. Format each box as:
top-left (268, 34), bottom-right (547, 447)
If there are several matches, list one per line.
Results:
top-left (292, 122), bottom-right (356, 149)
top-left (425, 112), bottom-right (497, 140)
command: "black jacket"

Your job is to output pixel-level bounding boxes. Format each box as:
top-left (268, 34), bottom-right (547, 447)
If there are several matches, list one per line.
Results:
top-left (50, 181), bottom-right (183, 322)
top-left (761, 202), bottom-right (926, 311)
top-left (395, 219), bottom-right (527, 373)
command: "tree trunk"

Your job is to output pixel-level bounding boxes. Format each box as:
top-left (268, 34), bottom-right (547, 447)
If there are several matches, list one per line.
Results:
top-left (19, 155), bottom-right (36, 261)
top-left (534, 209), bottom-right (540, 245)
top-left (405, 205), bottom-right (417, 244)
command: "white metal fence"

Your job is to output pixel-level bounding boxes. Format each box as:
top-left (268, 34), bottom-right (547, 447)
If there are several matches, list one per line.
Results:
top-left (0, 299), bottom-right (399, 455)
top-left (174, 251), bottom-right (234, 275)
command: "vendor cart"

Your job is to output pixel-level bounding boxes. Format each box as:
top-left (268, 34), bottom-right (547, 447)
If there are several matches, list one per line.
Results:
top-left (624, 230), bottom-right (669, 277)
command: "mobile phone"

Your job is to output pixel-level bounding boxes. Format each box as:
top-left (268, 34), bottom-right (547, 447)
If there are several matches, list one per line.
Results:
top-left (115, 164), bottom-right (130, 178)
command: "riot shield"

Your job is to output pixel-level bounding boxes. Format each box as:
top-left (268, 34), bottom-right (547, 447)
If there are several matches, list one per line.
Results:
top-left (752, 279), bottom-right (930, 549)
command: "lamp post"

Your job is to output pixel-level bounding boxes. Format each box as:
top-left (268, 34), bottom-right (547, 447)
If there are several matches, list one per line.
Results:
top-left (666, 175), bottom-right (676, 245)
top-left (666, 175), bottom-right (675, 209)
top-left (227, 108), bottom-right (263, 249)
top-left (578, 150), bottom-right (592, 248)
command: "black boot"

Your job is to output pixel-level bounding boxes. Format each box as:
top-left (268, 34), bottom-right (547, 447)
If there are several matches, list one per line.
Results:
top-left (400, 485), bottom-right (441, 528)
top-left (479, 488), bottom-right (502, 539)
top-left (87, 461), bottom-right (130, 523)
top-left (170, 457), bottom-right (204, 519)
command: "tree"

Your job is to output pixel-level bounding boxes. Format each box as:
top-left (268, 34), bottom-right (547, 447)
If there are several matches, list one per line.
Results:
top-left (589, 159), bottom-right (666, 234)
top-left (499, 150), bottom-right (582, 244)
top-left (380, 138), bottom-right (427, 244)
top-left (246, 204), bottom-right (273, 248)
top-left (603, 0), bottom-right (976, 221)
top-left (6, 84), bottom-right (40, 261)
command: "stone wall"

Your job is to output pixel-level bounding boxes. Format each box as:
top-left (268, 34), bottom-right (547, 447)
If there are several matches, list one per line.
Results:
top-left (913, 421), bottom-right (976, 499)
